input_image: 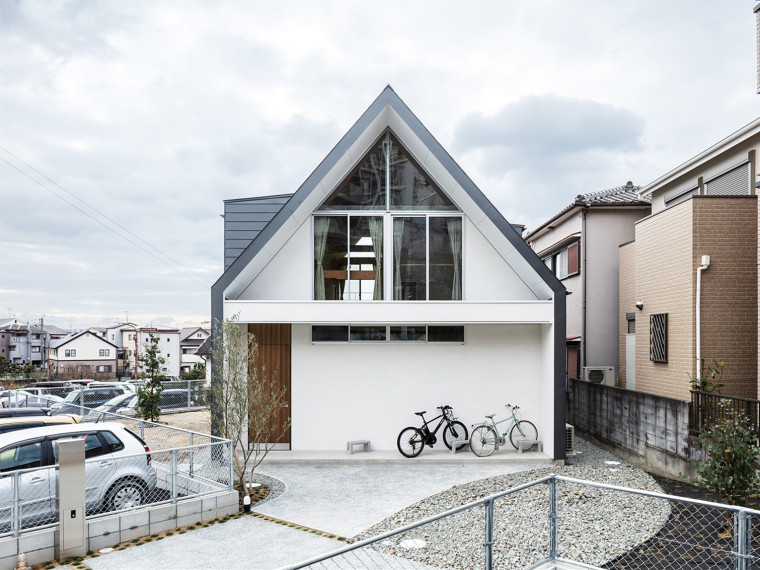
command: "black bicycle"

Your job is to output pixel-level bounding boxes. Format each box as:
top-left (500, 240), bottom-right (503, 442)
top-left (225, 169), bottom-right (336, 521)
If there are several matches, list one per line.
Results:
top-left (397, 405), bottom-right (469, 458)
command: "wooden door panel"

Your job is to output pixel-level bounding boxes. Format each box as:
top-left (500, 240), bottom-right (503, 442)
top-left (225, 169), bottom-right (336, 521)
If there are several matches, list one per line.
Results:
top-left (248, 324), bottom-right (291, 446)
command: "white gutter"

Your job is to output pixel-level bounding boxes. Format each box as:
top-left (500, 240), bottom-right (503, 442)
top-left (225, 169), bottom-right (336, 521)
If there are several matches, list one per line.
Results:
top-left (695, 255), bottom-right (711, 381)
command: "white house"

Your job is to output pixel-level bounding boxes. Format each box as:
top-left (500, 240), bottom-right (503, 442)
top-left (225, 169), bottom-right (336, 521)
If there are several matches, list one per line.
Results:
top-left (179, 327), bottom-right (210, 374)
top-left (211, 87), bottom-right (567, 459)
top-left (49, 331), bottom-right (119, 378)
top-left (136, 326), bottom-right (180, 377)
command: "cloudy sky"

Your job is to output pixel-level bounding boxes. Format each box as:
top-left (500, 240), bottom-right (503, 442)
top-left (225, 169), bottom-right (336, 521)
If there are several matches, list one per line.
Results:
top-left (1, 0), bottom-right (758, 331)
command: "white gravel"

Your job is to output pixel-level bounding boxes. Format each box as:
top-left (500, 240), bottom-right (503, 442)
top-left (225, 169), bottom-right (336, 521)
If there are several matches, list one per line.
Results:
top-left (352, 438), bottom-right (671, 569)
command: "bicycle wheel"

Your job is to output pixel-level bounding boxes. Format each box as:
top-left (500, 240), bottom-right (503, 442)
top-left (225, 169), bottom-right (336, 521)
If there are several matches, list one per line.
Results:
top-left (469, 425), bottom-right (498, 457)
top-left (509, 420), bottom-right (538, 451)
top-left (397, 427), bottom-right (425, 458)
top-left (442, 421), bottom-right (469, 450)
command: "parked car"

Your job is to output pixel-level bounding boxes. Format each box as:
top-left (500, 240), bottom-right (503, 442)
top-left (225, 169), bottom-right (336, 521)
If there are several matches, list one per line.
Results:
top-left (0, 422), bottom-right (157, 531)
top-left (0, 408), bottom-right (51, 419)
top-left (22, 382), bottom-right (79, 398)
top-left (97, 389), bottom-right (195, 417)
top-left (0, 390), bottom-right (64, 409)
top-left (89, 393), bottom-right (137, 417)
top-left (0, 414), bottom-right (82, 434)
top-left (49, 387), bottom-right (131, 415)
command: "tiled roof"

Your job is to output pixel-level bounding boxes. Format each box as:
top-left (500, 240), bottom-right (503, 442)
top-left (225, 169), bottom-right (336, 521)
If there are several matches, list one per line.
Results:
top-left (525, 182), bottom-right (650, 238)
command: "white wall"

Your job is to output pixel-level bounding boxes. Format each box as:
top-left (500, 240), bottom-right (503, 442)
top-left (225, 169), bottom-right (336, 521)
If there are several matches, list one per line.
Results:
top-left (55, 334), bottom-right (115, 361)
top-left (240, 217), bottom-right (538, 302)
top-left (290, 323), bottom-right (547, 451)
top-left (137, 331), bottom-right (180, 376)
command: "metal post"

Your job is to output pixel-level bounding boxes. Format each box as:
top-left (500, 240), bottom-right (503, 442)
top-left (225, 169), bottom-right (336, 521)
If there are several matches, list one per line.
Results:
top-left (734, 510), bottom-right (748, 570)
top-left (170, 449), bottom-right (178, 503)
top-left (483, 498), bottom-right (493, 570)
top-left (187, 380), bottom-right (191, 408)
top-left (11, 472), bottom-right (20, 537)
top-left (549, 475), bottom-right (558, 560)
top-left (228, 441), bottom-right (234, 490)
top-left (141, 420), bottom-right (145, 440)
top-left (189, 432), bottom-right (194, 479)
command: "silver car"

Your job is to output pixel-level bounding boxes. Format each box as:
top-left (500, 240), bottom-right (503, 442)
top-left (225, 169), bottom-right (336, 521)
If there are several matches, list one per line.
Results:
top-left (0, 422), bottom-right (157, 532)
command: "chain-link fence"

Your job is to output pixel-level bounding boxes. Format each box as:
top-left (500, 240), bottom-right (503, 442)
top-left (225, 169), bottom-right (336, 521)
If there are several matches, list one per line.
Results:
top-left (287, 474), bottom-right (760, 570)
top-left (0, 414), bottom-right (232, 538)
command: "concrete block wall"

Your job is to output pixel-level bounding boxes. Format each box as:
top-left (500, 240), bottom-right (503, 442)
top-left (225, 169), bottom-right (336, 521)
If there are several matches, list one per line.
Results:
top-left (567, 379), bottom-right (692, 479)
top-left (0, 490), bottom-right (238, 570)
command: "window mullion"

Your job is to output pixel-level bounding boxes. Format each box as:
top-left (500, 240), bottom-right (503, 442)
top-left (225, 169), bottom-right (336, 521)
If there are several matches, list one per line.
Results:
top-left (425, 215), bottom-right (430, 301)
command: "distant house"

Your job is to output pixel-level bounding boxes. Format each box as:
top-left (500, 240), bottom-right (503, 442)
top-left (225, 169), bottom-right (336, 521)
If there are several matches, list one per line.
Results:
top-left (620, 117), bottom-right (759, 400)
top-left (0, 321), bottom-right (67, 369)
top-left (136, 326), bottom-right (180, 377)
top-left (212, 87), bottom-right (567, 458)
top-left (179, 327), bottom-right (209, 374)
top-left (525, 184), bottom-right (651, 385)
top-left (49, 331), bottom-right (119, 379)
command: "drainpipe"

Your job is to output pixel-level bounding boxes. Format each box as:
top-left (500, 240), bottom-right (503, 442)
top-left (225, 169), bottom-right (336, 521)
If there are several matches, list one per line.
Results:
top-left (581, 205), bottom-right (589, 373)
top-left (696, 255), bottom-right (710, 381)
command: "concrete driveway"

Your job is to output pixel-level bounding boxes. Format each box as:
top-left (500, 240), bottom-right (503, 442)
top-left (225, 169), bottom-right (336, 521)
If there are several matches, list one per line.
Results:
top-left (85, 459), bottom-right (542, 569)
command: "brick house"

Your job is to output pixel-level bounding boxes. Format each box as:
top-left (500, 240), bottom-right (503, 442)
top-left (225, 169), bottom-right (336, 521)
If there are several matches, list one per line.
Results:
top-left (619, 117), bottom-right (759, 401)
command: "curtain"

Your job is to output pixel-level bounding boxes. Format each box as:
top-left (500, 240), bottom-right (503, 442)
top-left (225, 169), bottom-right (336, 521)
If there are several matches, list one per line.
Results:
top-left (393, 218), bottom-right (405, 300)
top-left (447, 217), bottom-right (462, 300)
top-left (368, 217), bottom-right (384, 300)
top-left (314, 217), bottom-right (330, 300)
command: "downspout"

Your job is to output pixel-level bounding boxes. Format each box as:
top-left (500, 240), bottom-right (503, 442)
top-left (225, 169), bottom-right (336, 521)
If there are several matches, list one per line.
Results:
top-left (581, 204), bottom-right (589, 373)
top-left (695, 255), bottom-right (710, 381)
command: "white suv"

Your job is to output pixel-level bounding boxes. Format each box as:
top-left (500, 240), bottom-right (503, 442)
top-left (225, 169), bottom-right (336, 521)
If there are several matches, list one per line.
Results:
top-left (0, 422), bottom-right (157, 532)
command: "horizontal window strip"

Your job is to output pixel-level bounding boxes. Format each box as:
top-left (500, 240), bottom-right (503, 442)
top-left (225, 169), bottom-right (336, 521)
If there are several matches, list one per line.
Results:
top-left (311, 325), bottom-right (464, 344)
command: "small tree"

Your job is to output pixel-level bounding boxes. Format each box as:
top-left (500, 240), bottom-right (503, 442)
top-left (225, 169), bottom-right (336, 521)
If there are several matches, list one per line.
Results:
top-left (690, 407), bottom-right (760, 508)
top-left (136, 333), bottom-right (165, 422)
top-left (180, 363), bottom-right (205, 380)
top-left (211, 316), bottom-right (289, 498)
top-left (689, 358), bottom-right (725, 393)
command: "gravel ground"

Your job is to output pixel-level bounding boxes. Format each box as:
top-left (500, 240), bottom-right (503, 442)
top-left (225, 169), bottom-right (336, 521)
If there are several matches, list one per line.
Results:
top-left (350, 438), bottom-right (671, 569)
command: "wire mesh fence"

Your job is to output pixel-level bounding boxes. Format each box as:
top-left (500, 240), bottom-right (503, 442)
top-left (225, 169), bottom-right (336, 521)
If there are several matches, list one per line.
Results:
top-left (287, 475), bottom-right (760, 570)
top-left (0, 414), bottom-right (232, 538)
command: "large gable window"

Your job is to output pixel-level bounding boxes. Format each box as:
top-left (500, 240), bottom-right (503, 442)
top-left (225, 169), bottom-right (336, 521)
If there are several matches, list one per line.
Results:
top-left (315, 129), bottom-right (462, 301)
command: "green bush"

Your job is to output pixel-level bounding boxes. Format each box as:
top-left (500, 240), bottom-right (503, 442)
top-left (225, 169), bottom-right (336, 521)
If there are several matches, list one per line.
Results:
top-left (691, 408), bottom-right (760, 506)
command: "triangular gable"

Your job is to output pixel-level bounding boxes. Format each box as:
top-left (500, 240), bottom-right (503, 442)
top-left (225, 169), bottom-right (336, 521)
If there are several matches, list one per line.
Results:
top-left (51, 330), bottom-right (120, 350)
top-left (213, 86), bottom-right (563, 302)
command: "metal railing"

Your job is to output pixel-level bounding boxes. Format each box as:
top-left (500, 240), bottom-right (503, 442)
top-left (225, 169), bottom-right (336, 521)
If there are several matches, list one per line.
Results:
top-left (0, 412), bottom-right (233, 538)
top-left (286, 474), bottom-right (760, 570)
top-left (690, 390), bottom-right (760, 439)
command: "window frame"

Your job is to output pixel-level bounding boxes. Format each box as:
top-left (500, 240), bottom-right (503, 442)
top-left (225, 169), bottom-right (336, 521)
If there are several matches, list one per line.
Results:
top-left (310, 324), bottom-right (465, 344)
top-left (649, 313), bottom-right (668, 363)
top-left (541, 241), bottom-right (580, 281)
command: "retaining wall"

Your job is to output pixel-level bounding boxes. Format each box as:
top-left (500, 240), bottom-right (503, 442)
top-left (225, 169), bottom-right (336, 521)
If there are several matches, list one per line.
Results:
top-left (566, 379), bottom-right (694, 480)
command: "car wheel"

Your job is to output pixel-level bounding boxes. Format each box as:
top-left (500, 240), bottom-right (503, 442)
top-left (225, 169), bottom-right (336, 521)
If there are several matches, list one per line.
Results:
top-left (107, 479), bottom-right (146, 511)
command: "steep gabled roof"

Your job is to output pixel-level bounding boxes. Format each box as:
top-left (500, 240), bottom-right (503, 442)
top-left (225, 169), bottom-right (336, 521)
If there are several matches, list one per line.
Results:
top-left (213, 86), bottom-right (563, 303)
top-left (525, 182), bottom-right (650, 239)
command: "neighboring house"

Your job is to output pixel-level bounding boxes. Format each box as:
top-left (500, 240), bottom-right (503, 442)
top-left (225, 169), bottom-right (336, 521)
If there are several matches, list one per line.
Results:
top-left (620, 117), bottom-right (759, 401)
top-left (136, 326), bottom-right (180, 377)
top-left (179, 327), bottom-right (210, 374)
top-left (212, 86), bottom-right (567, 458)
top-left (0, 321), bottom-right (67, 369)
top-left (196, 335), bottom-right (212, 383)
top-left (49, 331), bottom-right (119, 379)
top-left (525, 184), bottom-right (651, 385)
top-left (105, 322), bottom-right (140, 377)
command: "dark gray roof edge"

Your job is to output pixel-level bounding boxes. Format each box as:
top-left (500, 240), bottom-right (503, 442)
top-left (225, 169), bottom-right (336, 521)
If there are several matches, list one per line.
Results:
top-left (213, 86), bottom-right (397, 293)
top-left (214, 85), bottom-right (563, 298)
top-left (224, 194), bottom-right (293, 204)
top-left (51, 330), bottom-right (120, 350)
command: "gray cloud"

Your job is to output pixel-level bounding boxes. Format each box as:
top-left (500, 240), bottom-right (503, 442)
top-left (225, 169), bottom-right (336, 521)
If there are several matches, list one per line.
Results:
top-left (454, 95), bottom-right (644, 173)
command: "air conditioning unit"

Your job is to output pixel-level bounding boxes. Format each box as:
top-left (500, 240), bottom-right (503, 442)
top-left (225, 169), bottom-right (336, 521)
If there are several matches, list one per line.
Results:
top-left (565, 424), bottom-right (576, 455)
top-left (583, 366), bottom-right (615, 386)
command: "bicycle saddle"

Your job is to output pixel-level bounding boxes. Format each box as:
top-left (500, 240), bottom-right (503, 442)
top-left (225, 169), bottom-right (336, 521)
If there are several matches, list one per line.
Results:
top-left (485, 414), bottom-right (496, 419)
top-left (415, 411), bottom-right (426, 416)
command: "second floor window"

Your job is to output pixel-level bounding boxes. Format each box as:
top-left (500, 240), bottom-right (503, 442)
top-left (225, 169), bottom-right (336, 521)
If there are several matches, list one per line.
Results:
top-left (314, 130), bottom-right (462, 302)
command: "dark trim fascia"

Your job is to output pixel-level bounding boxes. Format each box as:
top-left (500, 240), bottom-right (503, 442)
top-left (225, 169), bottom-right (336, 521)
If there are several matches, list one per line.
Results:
top-left (224, 194), bottom-right (293, 204)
